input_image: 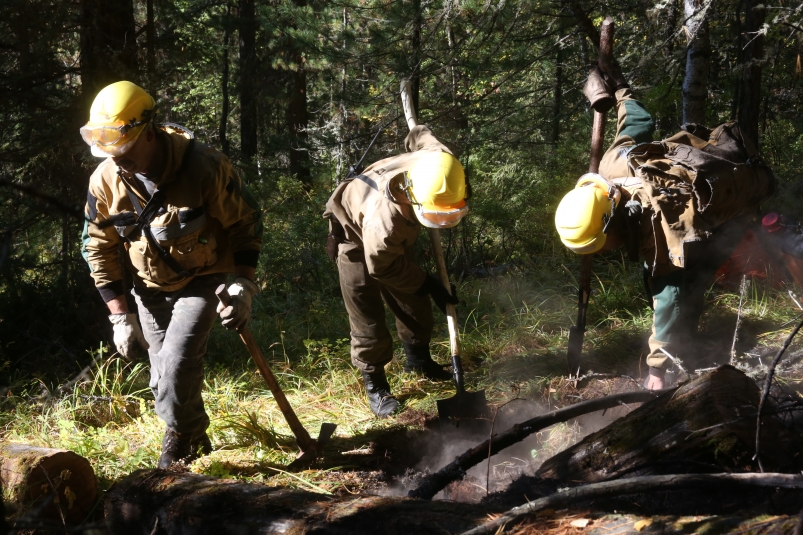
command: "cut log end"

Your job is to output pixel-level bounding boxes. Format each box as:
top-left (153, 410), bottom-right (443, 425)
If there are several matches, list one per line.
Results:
top-left (1, 444), bottom-right (98, 525)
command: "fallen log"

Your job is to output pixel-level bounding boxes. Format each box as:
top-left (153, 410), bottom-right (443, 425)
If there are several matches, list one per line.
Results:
top-left (537, 365), bottom-right (803, 483)
top-left (105, 469), bottom-right (492, 535)
top-left (460, 473), bottom-right (803, 535)
top-left (408, 388), bottom-right (672, 500)
top-left (0, 443), bottom-right (98, 525)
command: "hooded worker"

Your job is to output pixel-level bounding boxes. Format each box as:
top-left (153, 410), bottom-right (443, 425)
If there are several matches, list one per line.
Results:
top-left (324, 125), bottom-right (467, 417)
top-left (80, 81), bottom-right (263, 467)
top-left (555, 65), bottom-right (775, 390)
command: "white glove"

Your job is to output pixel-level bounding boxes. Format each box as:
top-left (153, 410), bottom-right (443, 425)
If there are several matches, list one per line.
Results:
top-left (109, 313), bottom-right (149, 359)
top-left (216, 277), bottom-right (259, 330)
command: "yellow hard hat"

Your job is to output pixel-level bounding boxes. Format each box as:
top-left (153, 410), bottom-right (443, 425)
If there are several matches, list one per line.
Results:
top-left (80, 81), bottom-right (156, 158)
top-left (555, 173), bottom-right (621, 254)
top-left (405, 152), bottom-right (468, 228)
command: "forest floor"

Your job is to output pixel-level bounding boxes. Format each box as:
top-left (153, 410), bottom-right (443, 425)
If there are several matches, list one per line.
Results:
top-left (3, 257), bottom-right (803, 532)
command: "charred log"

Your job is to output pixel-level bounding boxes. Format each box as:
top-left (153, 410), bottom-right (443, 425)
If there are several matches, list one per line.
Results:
top-left (105, 469), bottom-right (492, 535)
top-left (537, 366), bottom-right (803, 483)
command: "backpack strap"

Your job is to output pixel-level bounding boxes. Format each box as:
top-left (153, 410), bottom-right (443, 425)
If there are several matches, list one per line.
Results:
top-left (119, 138), bottom-right (198, 279)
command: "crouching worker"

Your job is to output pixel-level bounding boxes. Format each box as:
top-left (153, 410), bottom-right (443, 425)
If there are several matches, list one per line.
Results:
top-left (324, 125), bottom-right (468, 417)
top-left (80, 81), bottom-right (263, 467)
top-left (555, 64), bottom-right (775, 390)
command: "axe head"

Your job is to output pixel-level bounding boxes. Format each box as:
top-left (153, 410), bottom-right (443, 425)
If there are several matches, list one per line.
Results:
top-left (286, 422), bottom-right (337, 472)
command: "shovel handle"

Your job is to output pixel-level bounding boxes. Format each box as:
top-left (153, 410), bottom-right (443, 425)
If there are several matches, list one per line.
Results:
top-left (216, 284), bottom-right (314, 452)
top-left (429, 229), bottom-right (465, 392)
top-left (400, 79), bottom-right (465, 393)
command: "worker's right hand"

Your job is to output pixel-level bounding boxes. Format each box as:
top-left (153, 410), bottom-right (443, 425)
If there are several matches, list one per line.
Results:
top-left (108, 313), bottom-right (149, 359)
top-left (216, 277), bottom-right (259, 330)
top-left (583, 67), bottom-right (614, 113)
top-left (417, 274), bottom-right (459, 314)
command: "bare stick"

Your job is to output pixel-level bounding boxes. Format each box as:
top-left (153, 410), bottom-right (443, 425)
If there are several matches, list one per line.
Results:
top-left (408, 388), bottom-right (674, 500)
top-left (731, 275), bottom-right (749, 365)
top-left (460, 473), bottom-right (803, 535)
top-left (754, 314), bottom-right (803, 472)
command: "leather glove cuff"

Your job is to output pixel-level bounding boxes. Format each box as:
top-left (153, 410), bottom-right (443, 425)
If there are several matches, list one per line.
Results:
top-left (583, 66), bottom-right (614, 113)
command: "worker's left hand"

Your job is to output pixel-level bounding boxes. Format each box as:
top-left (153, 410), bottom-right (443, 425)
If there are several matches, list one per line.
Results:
top-left (216, 277), bottom-right (259, 330)
top-left (417, 274), bottom-right (459, 314)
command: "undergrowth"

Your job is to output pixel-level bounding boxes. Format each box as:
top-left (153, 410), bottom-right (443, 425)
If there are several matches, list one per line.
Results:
top-left (1, 260), bottom-right (801, 494)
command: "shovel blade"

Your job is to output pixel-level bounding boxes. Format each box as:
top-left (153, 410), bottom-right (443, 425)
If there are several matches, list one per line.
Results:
top-left (286, 422), bottom-right (337, 472)
top-left (437, 389), bottom-right (491, 437)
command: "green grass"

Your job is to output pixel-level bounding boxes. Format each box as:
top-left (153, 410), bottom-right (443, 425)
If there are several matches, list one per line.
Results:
top-left (1, 261), bottom-right (802, 494)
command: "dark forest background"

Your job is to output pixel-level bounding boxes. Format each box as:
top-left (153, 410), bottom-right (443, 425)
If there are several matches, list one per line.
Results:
top-left (2, 0), bottom-right (802, 383)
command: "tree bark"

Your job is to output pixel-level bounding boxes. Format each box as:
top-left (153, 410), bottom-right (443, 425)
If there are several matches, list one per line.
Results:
top-left (681, 0), bottom-right (711, 125)
top-left (80, 0), bottom-right (138, 103)
top-left (239, 0), bottom-right (258, 160)
top-left (105, 469), bottom-right (491, 535)
top-left (0, 444), bottom-right (98, 525)
top-left (536, 366), bottom-right (803, 483)
top-left (738, 0), bottom-right (766, 150)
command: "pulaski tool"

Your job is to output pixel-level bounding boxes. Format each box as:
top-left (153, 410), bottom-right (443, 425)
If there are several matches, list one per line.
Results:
top-left (399, 79), bottom-right (491, 434)
top-left (567, 17), bottom-right (615, 379)
top-left (216, 284), bottom-right (336, 470)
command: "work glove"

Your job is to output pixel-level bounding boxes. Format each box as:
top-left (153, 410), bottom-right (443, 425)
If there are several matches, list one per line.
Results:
top-left (416, 274), bottom-right (459, 314)
top-left (216, 277), bottom-right (259, 331)
top-left (583, 66), bottom-right (614, 113)
top-left (624, 199), bottom-right (643, 219)
top-left (108, 313), bottom-right (149, 359)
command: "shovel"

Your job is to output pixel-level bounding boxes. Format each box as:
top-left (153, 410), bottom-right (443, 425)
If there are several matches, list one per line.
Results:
top-left (430, 231), bottom-right (492, 434)
top-left (399, 78), bottom-right (490, 433)
top-left (216, 285), bottom-right (337, 471)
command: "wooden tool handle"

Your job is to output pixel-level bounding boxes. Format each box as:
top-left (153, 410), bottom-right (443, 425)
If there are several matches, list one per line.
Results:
top-left (216, 284), bottom-right (314, 450)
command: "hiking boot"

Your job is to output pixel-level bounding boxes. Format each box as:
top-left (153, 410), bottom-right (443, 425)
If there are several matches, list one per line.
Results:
top-left (360, 369), bottom-right (399, 418)
top-left (158, 428), bottom-right (192, 469)
top-left (188, 431), bottom-right (213, 462)
top-left (403, 343), bottom-right (452, 381)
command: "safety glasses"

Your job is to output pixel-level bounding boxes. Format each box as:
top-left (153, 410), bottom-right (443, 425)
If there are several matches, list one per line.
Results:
top-left (403, 172), bottom-right (469, 229)
top-left (79, 119), bottom-right (148, 148)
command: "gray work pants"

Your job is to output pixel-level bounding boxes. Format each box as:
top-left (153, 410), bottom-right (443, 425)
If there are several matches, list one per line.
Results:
top-left (337, 243), bottom-right (433, 373)
top-left (133, 274), bottom-right (224, 435)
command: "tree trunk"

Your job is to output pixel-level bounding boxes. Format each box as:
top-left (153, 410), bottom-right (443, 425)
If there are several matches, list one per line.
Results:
top-left (0, 444), bottom-right (98, 525)
top-left (80, 0), bottom-right (138, 104)
top-left (536, 366), bottom-right (803, 484)
top-left (146, 0), bottom-right (155, 92)
top-left (681, 0), bottom-right (711, 125)
top-left (219, 4), bottom-right (232, 156)
top-left (105, 469), bottom-right (490, 535)
top-left (738, 0), bottom-right (765, 150)
top-left (410, 0), bottom-right (422, 117)
top-left (287, 0), bottom-right (311, 186)
top-left (664, 0), bottom-right (679, 57)
top-left (239, 0), bottom-right (257, 160)
top-left (551, 45), bottom-right (563, 144)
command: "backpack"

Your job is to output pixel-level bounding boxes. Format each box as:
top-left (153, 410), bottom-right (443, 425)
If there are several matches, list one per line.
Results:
top-left (625, 122), bottom-right (776, 271)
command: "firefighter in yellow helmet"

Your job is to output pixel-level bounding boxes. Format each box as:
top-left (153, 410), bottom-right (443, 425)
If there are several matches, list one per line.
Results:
top-left (80, 81), bottom-right (263, 468)
top-left (555, 64), bottom-right (774, 391)
top-left (323, 125), bottom-right (467, 417)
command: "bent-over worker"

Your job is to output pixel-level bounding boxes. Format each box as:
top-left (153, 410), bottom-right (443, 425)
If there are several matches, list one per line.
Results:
top-left (324, 125), bottom-right (467, 417)
top-left (80, 81), bottom-right (263, 467)
top-left (555, 65), bottom-right (775, 390)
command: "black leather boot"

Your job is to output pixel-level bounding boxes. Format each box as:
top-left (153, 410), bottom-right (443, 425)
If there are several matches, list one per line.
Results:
top-left (188, 431), bottom-right (213, 461)
top-left (158, 429), bottom-right (212, 468)
top-left (360, 369), bottom-right (399, 418)
top-left (158, 428), bottom-right (192, 468)
top-left (403, 343), bottom-right (452, 381)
